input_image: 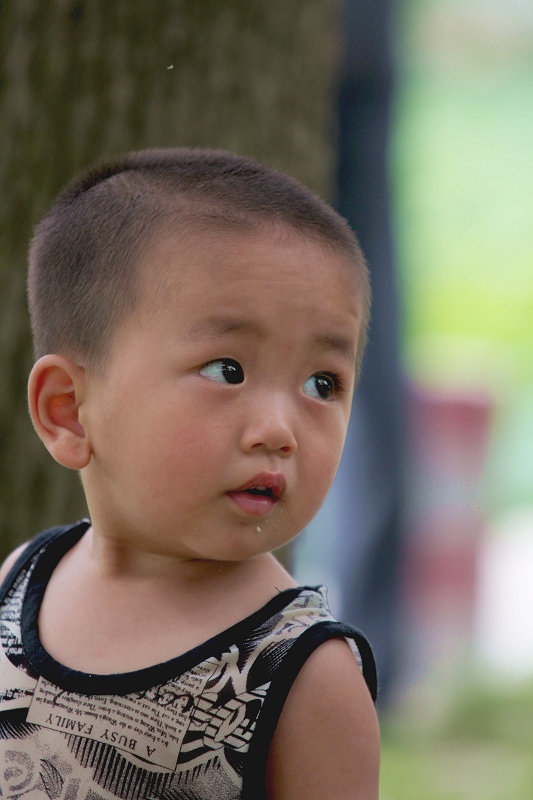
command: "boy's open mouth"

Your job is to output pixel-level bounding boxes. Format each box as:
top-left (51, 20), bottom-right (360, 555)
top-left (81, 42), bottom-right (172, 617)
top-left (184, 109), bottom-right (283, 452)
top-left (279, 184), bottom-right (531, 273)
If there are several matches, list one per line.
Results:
top-left (226, 473), bottom-right (286, 517)
top-left (244, 486), bottom-right (275, 498)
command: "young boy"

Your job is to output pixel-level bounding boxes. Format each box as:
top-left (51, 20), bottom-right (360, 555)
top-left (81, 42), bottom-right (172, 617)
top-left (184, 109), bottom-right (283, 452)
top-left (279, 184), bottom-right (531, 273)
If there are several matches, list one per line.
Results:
top-left (0, 149), bottom-right (379, 799)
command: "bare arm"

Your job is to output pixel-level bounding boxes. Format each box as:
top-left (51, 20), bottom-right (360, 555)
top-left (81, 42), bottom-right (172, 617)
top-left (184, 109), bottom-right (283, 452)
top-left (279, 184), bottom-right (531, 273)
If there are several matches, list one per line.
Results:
top-left (0, 542), bottom-right (29, 584)
top-left (266, 638), bottom-right (380, 800)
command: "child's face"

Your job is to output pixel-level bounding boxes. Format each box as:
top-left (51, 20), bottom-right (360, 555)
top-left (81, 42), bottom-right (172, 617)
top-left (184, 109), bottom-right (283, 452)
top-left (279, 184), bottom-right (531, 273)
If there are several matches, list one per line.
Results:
top-left (81, 226), bottom-right (363, 562)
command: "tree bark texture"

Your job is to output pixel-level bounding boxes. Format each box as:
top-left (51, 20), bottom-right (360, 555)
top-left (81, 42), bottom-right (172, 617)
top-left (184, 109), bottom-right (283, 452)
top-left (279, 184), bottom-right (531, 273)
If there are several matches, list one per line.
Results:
top-left (0, 0), bottom-right (338, 559)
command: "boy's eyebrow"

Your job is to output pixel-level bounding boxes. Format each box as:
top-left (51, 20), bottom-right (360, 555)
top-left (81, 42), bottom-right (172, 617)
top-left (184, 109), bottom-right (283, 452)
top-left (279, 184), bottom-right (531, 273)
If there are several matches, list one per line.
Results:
top-left (181, 316), bottom-right (263, 341)
top-left (314, 333), bottom-right (356, 364)
top-left (182, 315), bottom-right (356, 363)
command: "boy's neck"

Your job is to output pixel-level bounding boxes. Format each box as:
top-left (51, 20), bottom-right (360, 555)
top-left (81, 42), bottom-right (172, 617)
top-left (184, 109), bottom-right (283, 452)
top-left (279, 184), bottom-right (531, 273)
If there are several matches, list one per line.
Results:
top-left (76, 524), bottom-right (296, 594)
top-left (37, 525), bottom-right (297, 675)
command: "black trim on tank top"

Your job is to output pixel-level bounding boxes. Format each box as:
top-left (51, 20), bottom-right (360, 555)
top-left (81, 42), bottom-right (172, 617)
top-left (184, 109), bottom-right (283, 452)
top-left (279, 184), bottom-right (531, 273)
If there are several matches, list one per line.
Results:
top-left (0, 523), bottom-right (78, 605)
top-left (241, 620), bottom-right (378, 800)
top-left (18, 522), bottom-right (313, 696)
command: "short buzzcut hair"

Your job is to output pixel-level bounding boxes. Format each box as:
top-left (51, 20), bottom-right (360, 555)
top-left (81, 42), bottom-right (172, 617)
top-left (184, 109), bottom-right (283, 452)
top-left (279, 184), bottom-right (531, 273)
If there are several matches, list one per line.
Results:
top-left (28, 148), bottom-right (369, 371)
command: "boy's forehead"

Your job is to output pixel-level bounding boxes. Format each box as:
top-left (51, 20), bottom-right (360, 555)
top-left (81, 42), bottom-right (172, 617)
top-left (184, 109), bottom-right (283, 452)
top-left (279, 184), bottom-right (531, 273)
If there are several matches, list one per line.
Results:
top-left (140, 229), bottom-right (359, 347)
top-left (113, 225), bottom-right (366, 368)
top-left (140, 223), bottom-right (360, 301)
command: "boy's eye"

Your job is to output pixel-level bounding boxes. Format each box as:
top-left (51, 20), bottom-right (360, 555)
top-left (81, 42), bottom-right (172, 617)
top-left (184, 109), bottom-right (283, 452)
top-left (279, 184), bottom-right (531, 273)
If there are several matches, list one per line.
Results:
top-left (303, 373), bottom-right (337, 401)
top-left (200, 359), bottom-right (244, 385)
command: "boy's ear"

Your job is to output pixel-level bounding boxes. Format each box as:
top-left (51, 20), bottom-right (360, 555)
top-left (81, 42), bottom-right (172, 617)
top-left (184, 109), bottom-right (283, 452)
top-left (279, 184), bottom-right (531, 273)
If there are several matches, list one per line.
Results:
top-left (28, 355), bottom-right (91, 470)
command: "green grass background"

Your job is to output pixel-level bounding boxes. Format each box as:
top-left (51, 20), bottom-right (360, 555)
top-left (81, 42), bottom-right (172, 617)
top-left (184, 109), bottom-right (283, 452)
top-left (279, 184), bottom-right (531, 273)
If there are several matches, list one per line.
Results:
top-left (382, 2), bottom-right (533, 795)
top-left (394, 1), bottom-right (533, 390)
top-left (381, 680), bottom-right (533, 799)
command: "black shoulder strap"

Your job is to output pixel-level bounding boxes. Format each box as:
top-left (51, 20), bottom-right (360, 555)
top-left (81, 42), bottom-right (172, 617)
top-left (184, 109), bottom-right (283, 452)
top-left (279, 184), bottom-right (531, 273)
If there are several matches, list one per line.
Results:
top-left (0, 525), bottom-right (71, 604)
top-left (329, 621), bottom-right (378, 701)
top-left (242, 620), bottom-right (378, 799)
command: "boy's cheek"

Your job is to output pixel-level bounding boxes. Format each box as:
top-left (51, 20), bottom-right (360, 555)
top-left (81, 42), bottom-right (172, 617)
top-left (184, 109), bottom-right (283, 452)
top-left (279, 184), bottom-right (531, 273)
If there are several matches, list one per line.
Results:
top-left (302, 452), bottom-right (338, 498)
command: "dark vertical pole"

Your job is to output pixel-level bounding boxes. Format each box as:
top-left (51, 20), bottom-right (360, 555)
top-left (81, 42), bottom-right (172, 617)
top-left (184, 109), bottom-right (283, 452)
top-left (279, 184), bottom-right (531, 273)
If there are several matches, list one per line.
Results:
top-left (334, 0), bottom-right (404, 704)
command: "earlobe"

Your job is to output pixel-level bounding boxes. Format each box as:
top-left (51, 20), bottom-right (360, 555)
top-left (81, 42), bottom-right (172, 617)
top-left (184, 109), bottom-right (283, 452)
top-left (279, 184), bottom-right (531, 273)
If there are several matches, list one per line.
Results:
top-left (28, 355), bottom-right (91, 470)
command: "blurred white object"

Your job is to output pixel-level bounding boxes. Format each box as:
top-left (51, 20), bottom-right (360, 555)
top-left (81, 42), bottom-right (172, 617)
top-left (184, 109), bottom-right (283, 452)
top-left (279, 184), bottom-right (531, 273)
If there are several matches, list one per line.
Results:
top-left (474, 507), bottom-right (533, 679)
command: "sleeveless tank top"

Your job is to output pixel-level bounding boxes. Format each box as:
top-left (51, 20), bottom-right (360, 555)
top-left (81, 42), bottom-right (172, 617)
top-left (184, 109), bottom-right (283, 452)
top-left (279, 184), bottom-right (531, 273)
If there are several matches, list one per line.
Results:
top-left (0, 521), bottom-right (377, 799)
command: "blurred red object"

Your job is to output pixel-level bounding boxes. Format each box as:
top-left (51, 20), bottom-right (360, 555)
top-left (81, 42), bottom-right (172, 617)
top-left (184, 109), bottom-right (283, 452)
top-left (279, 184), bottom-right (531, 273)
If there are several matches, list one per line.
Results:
top-left (400, 383), bottom-right (493, 694)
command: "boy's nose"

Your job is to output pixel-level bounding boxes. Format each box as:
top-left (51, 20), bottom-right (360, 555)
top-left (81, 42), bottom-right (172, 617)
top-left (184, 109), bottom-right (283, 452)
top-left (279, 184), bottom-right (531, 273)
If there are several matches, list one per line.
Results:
top-left (240, 394), bottom-right (297, 456)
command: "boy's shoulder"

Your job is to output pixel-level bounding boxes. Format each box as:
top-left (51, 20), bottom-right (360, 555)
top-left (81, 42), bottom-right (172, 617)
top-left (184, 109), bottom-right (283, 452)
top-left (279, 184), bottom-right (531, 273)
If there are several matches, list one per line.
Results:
top-left (267, 637), bottom-right (380, 799)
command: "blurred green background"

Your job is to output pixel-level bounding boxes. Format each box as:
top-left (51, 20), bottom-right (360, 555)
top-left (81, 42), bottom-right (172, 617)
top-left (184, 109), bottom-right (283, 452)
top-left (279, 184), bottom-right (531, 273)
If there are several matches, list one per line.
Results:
top-left (381, 0), bottom-right (533, 797)
top-left (396, 0), bottom-right (533, 399)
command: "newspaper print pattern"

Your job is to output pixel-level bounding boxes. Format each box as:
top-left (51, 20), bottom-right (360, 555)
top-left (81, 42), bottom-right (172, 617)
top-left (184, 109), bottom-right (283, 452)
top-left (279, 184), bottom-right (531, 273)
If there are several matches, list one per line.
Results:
top-left (0, 543), bottom-right (359, 799)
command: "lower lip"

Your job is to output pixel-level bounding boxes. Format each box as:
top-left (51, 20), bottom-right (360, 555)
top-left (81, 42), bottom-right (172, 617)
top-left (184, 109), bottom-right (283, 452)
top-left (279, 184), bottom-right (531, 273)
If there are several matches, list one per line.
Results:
top-left (226, 491), bottom-right (277, 516)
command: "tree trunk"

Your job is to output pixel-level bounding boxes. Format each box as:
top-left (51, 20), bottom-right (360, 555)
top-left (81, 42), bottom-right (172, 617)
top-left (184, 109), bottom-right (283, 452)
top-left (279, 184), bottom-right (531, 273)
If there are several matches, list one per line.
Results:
top-left (0, 0), bottom-right (338, 559)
